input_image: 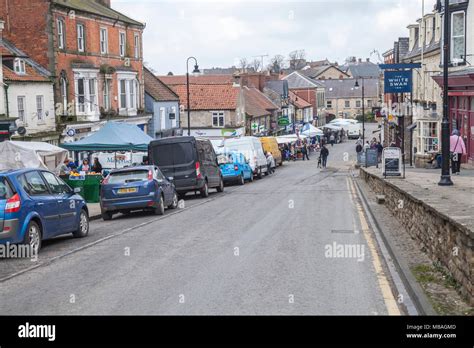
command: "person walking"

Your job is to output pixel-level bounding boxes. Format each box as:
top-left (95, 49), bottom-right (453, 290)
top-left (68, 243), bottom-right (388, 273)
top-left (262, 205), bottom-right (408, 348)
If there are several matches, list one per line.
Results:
top-left (450, 129), bottom-right (466, 175)
top-left (364, 141), bottom-right (370, 151)
top-left (376, 141), bottom-right (384, 163)
top-left (320, 145), bottom-right (329, 168)
top-left (301, 140), bottom-right (310, 161)
top-left (329, 133), bottom-right (335, 147)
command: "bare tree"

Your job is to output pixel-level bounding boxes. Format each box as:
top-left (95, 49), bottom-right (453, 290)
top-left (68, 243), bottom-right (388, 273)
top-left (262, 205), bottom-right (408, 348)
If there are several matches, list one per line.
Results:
top-left (268, 54), bottom-right (286, 73)
top-left (288, 49), bottom-right (307, 70)
top-left (250, 58), bottom-right (261, 72)
top-left (239, 57), bottom-right (249, 72)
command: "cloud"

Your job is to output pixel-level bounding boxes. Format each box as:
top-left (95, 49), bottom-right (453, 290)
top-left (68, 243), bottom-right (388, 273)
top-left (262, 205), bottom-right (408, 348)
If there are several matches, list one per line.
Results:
top-left (114, 0), bottom-right (438, 74)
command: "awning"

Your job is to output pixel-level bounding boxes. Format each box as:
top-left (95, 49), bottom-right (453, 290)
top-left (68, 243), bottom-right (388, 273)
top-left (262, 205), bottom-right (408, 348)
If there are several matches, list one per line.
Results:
top-left (61, 122), bottom-right (153, 152)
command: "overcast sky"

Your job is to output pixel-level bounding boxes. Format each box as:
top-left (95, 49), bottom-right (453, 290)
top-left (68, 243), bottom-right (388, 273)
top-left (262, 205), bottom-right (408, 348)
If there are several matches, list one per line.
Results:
top-left (114, 0), bottom-right (437, 75)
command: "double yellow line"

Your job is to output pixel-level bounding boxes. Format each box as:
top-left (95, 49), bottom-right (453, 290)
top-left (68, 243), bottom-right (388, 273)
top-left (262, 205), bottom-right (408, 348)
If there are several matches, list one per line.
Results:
top-left (347, 177), bottom-right (401, 315)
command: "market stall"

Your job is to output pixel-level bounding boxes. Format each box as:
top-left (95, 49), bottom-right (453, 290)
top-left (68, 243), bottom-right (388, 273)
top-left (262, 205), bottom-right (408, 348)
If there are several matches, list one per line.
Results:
top-left (0, 141), bottom-right (68, 173)
top-left (61, 122), bottom-right (153, 203)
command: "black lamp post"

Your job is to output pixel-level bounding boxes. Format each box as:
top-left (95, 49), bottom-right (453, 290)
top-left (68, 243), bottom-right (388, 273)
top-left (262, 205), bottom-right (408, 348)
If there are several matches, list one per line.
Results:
top-left (354, 78), bottom-right (365, 143)
top-left (438, 0), bottom-right (453, 186)
top-left (186, 57), bottom-right (200, 136)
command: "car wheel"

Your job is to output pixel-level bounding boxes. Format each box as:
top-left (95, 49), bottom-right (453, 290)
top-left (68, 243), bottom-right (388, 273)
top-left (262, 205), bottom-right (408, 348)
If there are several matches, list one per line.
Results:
top-left (216, 177), bottom-right (224, 192)
top-left (238, 174), bottom-right (245, 185)
top-left (169, 191), bottom-right (179, 209)
top-left (102, 211), bottom-right (113, 221)
top-left (73, 209), bottom-right (89, 238)
top-left (154, 194), bottom-right (165, 215)
top-left (24, 220), bottom-right (41, 253)
top-left (200, 181), bottom-right (209, 198)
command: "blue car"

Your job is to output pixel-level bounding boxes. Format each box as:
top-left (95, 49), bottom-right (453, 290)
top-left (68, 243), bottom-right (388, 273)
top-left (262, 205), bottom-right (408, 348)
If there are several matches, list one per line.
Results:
top-left (0, 169), bottom-right (89, 252)
top-left (218, 152), bottom-right (253, 185)
top-left (100, 165), bottom-right (178, 220)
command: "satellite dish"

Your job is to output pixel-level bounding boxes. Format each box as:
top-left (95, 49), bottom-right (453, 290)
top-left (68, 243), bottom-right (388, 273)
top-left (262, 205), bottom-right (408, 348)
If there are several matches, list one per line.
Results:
top-left (17, 127), bottom-right (27, 136)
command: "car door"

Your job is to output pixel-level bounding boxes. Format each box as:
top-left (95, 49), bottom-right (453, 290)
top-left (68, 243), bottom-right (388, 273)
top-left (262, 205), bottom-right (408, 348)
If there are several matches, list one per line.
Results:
top-left (41, 171), bottom-right (77, 234)
top-left (155, 167), bottom-right (172, 204)
top-left (203, 142), bottom-right (220, 186)
top-left (19, 171), bottom-right (60, 238)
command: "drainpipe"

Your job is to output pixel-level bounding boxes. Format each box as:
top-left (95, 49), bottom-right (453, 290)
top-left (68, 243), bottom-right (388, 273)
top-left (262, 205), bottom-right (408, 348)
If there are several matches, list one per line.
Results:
top-left (3, 83), bottom-right (9, 118)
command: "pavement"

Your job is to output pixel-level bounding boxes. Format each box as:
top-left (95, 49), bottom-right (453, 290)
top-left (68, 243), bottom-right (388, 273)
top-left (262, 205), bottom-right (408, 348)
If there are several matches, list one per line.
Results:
top-left (362, 166), bottom-right (474, 234)
top-left (0, 137), bottom-right (405, 315)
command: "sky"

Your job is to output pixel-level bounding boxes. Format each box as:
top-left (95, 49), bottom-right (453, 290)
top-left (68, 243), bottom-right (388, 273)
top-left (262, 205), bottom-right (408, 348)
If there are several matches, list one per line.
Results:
top-left (114, 0), bottom-right (437, 75)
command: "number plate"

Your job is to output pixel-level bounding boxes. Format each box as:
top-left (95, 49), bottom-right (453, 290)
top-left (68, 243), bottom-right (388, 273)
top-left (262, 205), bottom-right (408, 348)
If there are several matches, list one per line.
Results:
top-left (118, 188), bottom-right (138, 194)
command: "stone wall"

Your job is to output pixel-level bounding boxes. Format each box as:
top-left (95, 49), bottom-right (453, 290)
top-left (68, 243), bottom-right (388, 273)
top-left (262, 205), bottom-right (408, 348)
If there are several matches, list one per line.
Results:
top-left (360, 169), bottom-right (474, 305)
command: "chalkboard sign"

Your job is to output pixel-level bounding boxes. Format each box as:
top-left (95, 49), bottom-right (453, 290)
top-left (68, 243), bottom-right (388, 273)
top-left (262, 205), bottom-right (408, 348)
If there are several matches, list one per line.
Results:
top-left (366, 149), bottom-right (378, 167)
top-left (382, 148), bottom-right (402, 177)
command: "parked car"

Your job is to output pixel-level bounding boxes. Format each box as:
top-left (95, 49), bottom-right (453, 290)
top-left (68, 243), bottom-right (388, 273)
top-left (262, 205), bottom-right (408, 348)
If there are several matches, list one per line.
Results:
top-left (260, 137), bottom-right (283, 166)
top-left (217, 152), bottom-right (253, 185)
top-left (149, 136), bottom-right (224, 199)
top-left (222, 137), bottom-right (268, 178)
top-left (0, 169), bottom-right (89, 252)
top-left (100, 165), bottom-right (178, 220)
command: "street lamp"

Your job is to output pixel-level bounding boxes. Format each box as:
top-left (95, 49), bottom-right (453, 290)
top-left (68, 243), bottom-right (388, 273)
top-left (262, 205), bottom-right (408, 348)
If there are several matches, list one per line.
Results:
top-left (186, 57), bottom-right (200, 136)
top-left (354, 78), bottom-right (365, 142)
top-left (438, 0), bottom-right (453, 186)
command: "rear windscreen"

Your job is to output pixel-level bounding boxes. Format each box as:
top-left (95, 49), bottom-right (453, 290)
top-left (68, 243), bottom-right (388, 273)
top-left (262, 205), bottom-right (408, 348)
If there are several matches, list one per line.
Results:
top-left (151, 143), bottom-right (195, 166)
top-left (108, 170), bottom-right (149, 184)
top-left (0, 177), bottom-right (15, 200)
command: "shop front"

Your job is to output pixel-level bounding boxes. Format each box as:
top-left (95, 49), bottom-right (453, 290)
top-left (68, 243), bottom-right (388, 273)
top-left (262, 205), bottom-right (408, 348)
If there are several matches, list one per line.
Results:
top-left (433, 69), bottom-right (474, 164)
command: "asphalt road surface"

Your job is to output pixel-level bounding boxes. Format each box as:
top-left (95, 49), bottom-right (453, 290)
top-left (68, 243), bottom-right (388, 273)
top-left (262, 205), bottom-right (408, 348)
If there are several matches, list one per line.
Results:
top-left (0, 129), bottom-right (403, 315)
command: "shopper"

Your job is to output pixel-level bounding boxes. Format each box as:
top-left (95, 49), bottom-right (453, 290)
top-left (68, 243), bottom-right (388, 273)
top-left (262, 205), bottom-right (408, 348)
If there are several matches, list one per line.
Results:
top-left (320, 145), bottom-right (329, 168)
top-left (450, 129), bottom-right (466, 175)
top-left (78, 159), bottom-right (90, 172)
top-left (301, 141), bottom-right (310, 161)
top-left (91, 157), bottom-right (103, 174)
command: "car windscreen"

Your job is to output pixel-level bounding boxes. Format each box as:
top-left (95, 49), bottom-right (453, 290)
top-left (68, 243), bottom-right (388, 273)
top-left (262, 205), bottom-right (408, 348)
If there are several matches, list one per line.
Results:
top-left (107, 170), bottom-right (149, 184)
top-left (151, 143), bottom-right (195, 166)
top-left (0, 177), bottom-right (14, 200)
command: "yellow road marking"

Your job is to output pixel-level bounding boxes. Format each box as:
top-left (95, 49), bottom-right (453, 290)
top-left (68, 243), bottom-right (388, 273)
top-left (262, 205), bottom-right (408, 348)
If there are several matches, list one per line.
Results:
top-left (347, 177), bottom-right (401, 315)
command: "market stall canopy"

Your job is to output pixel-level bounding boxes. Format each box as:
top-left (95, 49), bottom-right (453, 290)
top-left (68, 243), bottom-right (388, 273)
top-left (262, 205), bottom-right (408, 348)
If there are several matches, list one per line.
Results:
top-left (0, 141), bottom-right (68, 172)
top-left (301, 124), bottom-right (323, 137)
top-left (61, 122), bottom-right (153, 151)
top-left (276, 134), bottom-right (308, 144)
top-left (322, 124), bottom-right (343, 131)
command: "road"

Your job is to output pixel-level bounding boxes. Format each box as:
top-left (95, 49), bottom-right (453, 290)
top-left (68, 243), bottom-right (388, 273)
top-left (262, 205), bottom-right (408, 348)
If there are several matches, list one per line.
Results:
top-left (0, 130), bottom-right (403, 315)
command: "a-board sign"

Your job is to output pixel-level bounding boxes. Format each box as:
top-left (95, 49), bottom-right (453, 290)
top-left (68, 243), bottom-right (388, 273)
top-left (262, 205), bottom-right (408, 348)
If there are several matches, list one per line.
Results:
top-left (382, 147), bottom-right (402, 177)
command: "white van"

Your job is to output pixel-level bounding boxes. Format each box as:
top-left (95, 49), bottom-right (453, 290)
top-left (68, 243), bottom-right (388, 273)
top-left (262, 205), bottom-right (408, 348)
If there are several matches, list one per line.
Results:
top-left (330, 120), bottom-right (362, 139)
top-left (223, 137), bottom-right (268, 178)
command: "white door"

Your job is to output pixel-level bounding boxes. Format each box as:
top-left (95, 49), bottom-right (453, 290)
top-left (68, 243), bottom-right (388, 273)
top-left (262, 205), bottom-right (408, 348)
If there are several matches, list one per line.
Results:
top-left (160, 107), bottom-right (166, 130)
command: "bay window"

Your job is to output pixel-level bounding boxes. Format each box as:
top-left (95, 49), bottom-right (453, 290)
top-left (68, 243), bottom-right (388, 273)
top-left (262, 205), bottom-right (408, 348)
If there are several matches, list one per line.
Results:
top-left (73, 69), bottom-right (99, 118)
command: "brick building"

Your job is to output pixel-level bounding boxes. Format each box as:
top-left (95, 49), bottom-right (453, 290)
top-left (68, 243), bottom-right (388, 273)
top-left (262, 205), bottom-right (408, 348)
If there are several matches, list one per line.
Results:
top-left (0, 0), bottom-right (150, 143)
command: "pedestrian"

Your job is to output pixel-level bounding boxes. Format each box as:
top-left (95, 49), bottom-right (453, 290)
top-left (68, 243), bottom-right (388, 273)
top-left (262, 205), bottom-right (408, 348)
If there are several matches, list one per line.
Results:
top-left (364, 141), bottom-right (370, 151)
top-left (301, 140), bottom-right (310, 161)
top-left (356, 142), bottom-right (363, 154)
top-left (320, 145), bottom-right (329, 168)
top-left (91, 157), bottom-right (103, 174)
top-left (376, 141), bottom-right (384, 163)
top-left (329, 133), bottom-right (335, 147)
top-left (78, 159), bottom-right (90, 172)
top-left (59, 158), bottom-right (72, 176)
top-left (450, 129), bottom-right (466, 175)
top-left (266, 151), bottom-right (275, 174)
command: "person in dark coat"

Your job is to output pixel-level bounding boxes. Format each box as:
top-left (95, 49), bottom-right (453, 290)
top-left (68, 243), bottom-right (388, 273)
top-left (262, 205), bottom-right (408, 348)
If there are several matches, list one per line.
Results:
top-left (91, 157), bottom-right (103, 173)
top-left (320, 145), bottom-right (329, 168)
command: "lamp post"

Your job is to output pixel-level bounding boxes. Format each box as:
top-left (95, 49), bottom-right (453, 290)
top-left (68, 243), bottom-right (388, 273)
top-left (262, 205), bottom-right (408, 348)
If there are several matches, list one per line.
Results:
top-left (186, 57), bottom-right (200, 136)
top-left (355, 78), bottom-right (365, 143)
top-left (438, 0), bottom-right (453, 186)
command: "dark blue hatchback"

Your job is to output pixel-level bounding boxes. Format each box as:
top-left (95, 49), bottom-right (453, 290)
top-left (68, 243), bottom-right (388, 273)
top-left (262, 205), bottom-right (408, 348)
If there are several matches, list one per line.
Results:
top-left (100, 165), bottom-right (178, 220)
top-left (0, 169), bottom-right (89, 252)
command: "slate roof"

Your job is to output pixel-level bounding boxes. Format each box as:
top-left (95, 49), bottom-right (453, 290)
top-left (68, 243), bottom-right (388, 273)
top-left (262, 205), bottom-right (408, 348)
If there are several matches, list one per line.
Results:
top-left (265, 80), bottom-right (288, 97)
top-left (320, 78), bottom-right (380, 99)
top-left (144, 68), bottom-right (179, 102)
top-left (282, 71), bottom-right (324, 89)
top-left (243, 87), bottom-right (278, 117)
top-left (340, 61), bottom-right (381, 79)
top-left (52, 0), bottom-right (144, 27)
top-left (1, 39), bottom-right (51, 83)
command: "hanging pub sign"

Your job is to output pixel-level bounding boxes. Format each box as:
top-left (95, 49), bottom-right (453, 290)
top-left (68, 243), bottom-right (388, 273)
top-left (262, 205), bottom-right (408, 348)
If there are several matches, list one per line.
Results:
top-left (384, 70), bottom-right (413, 94)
